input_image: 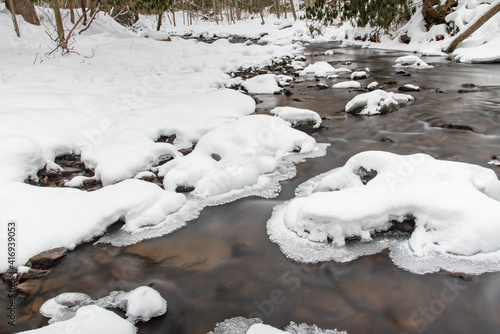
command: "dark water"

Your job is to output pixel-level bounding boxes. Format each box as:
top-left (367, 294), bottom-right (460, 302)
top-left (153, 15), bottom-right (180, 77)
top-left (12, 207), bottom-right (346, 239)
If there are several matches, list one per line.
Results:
top-left (2, 44), bottom-right (500, 334)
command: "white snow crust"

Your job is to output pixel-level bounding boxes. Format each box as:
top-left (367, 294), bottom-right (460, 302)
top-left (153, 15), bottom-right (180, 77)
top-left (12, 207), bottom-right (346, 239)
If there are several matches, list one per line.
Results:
top-left (345, 90), bottom-right (414, 115)
top-left (270, 107), bottom-right (322, 128)
top-left (267, 151), bottom-right (500, 274)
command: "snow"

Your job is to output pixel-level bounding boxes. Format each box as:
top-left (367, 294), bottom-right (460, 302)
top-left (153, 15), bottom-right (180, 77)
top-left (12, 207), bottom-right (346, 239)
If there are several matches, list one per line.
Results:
top-left (394, 55), bottom-right (433, 69)
top-left (367, 81), bottom-right (379, 90)
top-left (247, 324), bottom-right (287, 334)
top-left (299, 61), bottom-right (336, 77)
top-left (242, 74), bottom-right (282, 94)
top-left (19, 305), bottom-right (137, 334)
top-left (158, 115), bottom-right (322, 197)
top-left (345, 90), bottom-right (414, 115)
top-left (332, 81), bottom-right (361, 89)
top-left (0, 9), bottom-right (327, 271)
top-left (270, 107), bottom-right (322, 128)
top-left (350, 71), bottom-right (367, 80)
top-left (209, 317), bottom-right (347, 334)
top-left (267, 151), bottom-right (500, 274)
top-left (20, 286), bottom-right (167, 333)
top-left (401, 84), bottom-right (421, 91)
top-left (96, 286), bottom-right (167, 322)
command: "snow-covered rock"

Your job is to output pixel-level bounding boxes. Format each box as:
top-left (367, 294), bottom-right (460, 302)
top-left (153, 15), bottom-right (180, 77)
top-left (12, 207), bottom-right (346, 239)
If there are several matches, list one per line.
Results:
top-left (394, 55), bottom-right (433, 69)
top-left (367, 81), bottom-right (379, 90)
top-left (350, 71), bottom-right (367, 79)
top-left (270, 106), bottom-right (322, 128)
top-left (345, 90), bottom-right (414, 115)
top-left (268, 151), bottom-right (500, 274)
top-left (299, 61), bottom-right (335, 77)
top-left (208, 317), bottom-right (347, 334)
top-left (20, 305), bottom-right (137, 334)
top-left (159, 114), bottom-right (323, 197)
top-left (399, 84), bottom-right (421, 91)
top-left (332, 81), bottom-right (361, 89)
top-left (242, 74), bottom-right (282, 94)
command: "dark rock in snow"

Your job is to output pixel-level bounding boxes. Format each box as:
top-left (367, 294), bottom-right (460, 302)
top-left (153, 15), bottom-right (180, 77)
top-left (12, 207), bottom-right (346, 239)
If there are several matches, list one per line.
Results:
top-left (211, 153), bottom-right (222, 161)
top-left (175, 185), bottom-right (195, 193)
top-left (400, 34), bottom-right (411, 44)
top-left (27, 247), bottom-right (68, 270)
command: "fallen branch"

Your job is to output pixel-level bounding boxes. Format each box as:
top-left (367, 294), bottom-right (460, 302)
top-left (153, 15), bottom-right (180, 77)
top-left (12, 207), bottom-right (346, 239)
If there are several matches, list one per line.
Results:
top-left (445, 2), bottom-right (500, 53)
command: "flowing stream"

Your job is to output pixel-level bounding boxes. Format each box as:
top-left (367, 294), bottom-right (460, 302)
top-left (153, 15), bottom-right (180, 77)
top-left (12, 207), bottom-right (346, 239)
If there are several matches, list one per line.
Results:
top-left (2, 43), bottom-right (500, 334)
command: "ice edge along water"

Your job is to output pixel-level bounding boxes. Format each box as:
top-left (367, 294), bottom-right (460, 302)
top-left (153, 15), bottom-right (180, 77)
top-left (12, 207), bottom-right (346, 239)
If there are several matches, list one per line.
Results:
top-left (267, 151), bottom-right (500, 275)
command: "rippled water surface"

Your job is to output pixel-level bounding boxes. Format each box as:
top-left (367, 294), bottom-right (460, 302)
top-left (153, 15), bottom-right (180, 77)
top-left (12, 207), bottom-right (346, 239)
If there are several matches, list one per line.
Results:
top-left (2, 43), bottom-right (500, 334)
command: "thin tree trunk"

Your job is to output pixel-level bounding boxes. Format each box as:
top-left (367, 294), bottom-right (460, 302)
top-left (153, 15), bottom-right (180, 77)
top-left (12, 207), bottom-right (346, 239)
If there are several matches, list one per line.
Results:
top-left (51, 0), bottom-right (65, 42)
top-left (258, 0), bottom-right (265, 24)
top-left (235, 0), bottom-right (240, 20)
top-left (284, 0), bottom-right (287, 19)
top-left (6, 0), bottom-right (40, 26)
top-left (6, 0), bottom-right (20, 37)
top-left (157, 13), bottom-right (162, 31)
top-left (212, 0), bottom-right (219, 24)
top-left (69, 0), bottom-right (75, 24)
top-left (289, 0), bottom-right (297, 20)
top-left (445, 2), bottom-right (500, 53)
top-left (171, 9), bottom-right (176, 26)
top-left (81, 0), bottom-right (87, 25)
top-left (275, 0), bottom-right (281, 18)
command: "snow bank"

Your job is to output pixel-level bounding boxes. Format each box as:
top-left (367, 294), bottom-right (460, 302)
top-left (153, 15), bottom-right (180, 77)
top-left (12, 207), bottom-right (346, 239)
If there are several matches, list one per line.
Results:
top-left (270, 106), bottom-right (322, 128)
top-left (20, 287), bottom-right (166, 333)
top-left (242, 74), bottom-right (282, 94)
top-left (268, 151), bottom-right (500, 274)
top-left (345, 90), bottom-right (414, 115)
top-left (159, 115), bottom-right (321, 197)
top-left (208, 317), bottom-right (347, 334)
top-left (0, 180), bottom-right (185, 271)
top-left (394, 55), bottom-right (433, 69)
top-left (20, 305), bottom-right (137, 334)
top-left (332, 81), bottom-right (361, 89)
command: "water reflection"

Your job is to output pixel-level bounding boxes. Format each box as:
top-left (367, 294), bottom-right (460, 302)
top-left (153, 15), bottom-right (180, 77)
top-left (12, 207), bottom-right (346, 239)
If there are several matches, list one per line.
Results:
top-left (2, 43), bottom-right (500, 334)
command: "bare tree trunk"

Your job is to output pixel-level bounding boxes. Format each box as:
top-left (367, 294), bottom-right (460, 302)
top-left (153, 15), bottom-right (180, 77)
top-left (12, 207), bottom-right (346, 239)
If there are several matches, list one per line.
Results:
top-left (212, 0), bottom-right (219, 24)
top-left (80, 0), bottom-right (87, 25)
top-left (445, 2), bottom-right (500, 53)
top-left (275, 0), bottom-right (281, 18)
top-left (51, 0), bottom-right (65, 43)
top-left (6, 0), bottom-right (20, 37)
top-left (235, 0), bottom-right (240, 20)
top-left (289, 0), bottom-right (297, 20)
top-left (157, 13), bottom-right (162, 31)
top-left (258, 0), bottom-right (265, 24)
top-left (69, 0), bottom-right (75, 24)
top-left (6, 0), bottom-right (41, 26)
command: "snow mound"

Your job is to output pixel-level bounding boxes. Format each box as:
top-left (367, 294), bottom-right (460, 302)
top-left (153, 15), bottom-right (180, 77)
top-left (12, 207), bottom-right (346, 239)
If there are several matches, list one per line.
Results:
top-left (270, 106), bottom-right (322, 128)
top-left (19, 305), bottom-right (137, 334)
top-left (242, 74), bottom-right (282, 94)
top-left (267, 151), bottom-right (500, 274)
top-left (159, 115), bottom-right (321, 197)
top-left (142, 31), bottom-right (171, 41)
top-left (345, 90), bottom-right (414, 115)
top-left (367, 82), bottom-right (379, 90)
top-left (96, 286), bottom-right (167, 322)
top-left (394, 55), bottom-right (433, 69)
top-left (25, 286), bottom-right (166, 334)
top-left (332, 81), bottom-right (361, 89)
top-left (208, 317), bottom-right (347, 334)
top-left (299, 61), bottom-right (335, 77)
top-left (350, 71), bottom-right (367, 80)
top-left (0, 180), bottom-right (185, 271)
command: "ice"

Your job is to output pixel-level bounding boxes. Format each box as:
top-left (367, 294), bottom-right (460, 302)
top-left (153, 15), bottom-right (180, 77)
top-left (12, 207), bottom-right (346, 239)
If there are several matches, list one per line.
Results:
top-left (159, 115), bottom-right (322, 197)
top-left (96, 286), bottom-right (167, 322)
top-left (394, 55), bottom-right (433, 69)
top-left (20, 286), bottom-right (167, 333)
top-left (242, 74), bottom-right (282, 94)
top-left (267, 151), bottom-right (500, 274)
top-left (0, 180), bottom-right (186, 271)
top-left (345, 90), bottom-right (414, 115)
top-left (208, 317), bottom-right (347, 334)
top-left (270, 107), bottom-right (322, 128)
top-left (332, 81), bottom-right (361, 89)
